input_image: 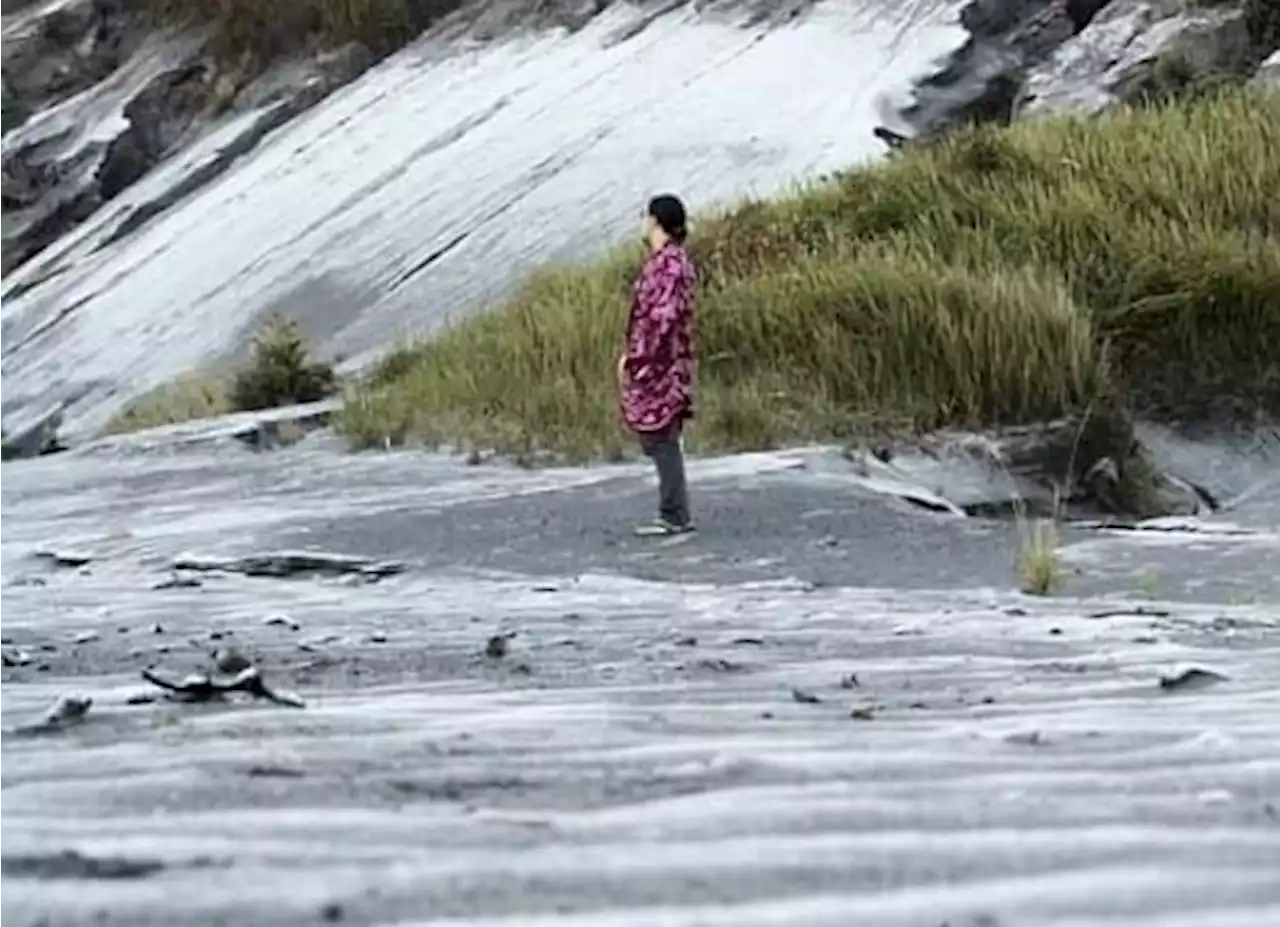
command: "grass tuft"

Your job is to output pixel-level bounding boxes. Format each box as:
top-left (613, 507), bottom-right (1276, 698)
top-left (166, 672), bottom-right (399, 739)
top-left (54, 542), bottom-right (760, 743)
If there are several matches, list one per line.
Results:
top-left (340, 89), bottom-right (1280, 459)
top-left (1017, 517), bottom-right (1062, 596)
top-left (103, 370), bottom-right (232, 435)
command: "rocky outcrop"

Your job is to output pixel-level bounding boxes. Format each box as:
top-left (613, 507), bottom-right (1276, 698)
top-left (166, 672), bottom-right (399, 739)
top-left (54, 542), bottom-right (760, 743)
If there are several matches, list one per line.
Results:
top-left (1017, 0), bottom-right (1256, 115)
top-left (1253, 47), bottom-right (1280, 87)
top-left (894, 0), bottom-right (1108, 137)
top-left (844, 412), bottom-right (1212, 522)
top-left (1, 404), bottom-right (67, 461)
top-left (888, 0), bottom-right (1277, 141)
top-left (1, 1), bottom-right (374, 277)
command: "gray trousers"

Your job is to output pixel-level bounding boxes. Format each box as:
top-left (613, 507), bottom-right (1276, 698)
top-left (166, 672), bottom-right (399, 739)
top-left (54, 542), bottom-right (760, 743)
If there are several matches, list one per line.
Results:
top-left (638, 424), bottom-right (690, 526)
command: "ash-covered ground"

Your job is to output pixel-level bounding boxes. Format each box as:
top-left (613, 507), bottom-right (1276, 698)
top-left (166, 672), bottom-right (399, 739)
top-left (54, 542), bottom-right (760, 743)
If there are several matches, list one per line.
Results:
top-left (2, 425), bottom-right (1278, 927)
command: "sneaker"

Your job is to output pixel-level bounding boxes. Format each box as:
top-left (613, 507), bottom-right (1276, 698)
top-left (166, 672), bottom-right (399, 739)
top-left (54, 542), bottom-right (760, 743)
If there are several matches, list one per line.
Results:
top-left (633, 517), bottom-right (695, 537)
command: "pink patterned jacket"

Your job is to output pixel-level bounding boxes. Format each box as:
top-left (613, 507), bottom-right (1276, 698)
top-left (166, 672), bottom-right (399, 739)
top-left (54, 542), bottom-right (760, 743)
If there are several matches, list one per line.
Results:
top-left (620, 241), bottom-right (697, 434)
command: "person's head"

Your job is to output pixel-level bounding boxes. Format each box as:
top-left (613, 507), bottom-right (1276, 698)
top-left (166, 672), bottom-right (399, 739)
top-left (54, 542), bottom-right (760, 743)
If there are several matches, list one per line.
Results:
top-left (643, 194), bottom-right (688, 249)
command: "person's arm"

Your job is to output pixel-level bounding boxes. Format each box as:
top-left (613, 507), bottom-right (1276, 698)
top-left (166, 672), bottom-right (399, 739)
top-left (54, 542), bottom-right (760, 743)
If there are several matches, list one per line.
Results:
top-left (626, 257), bottom-right (682, 383)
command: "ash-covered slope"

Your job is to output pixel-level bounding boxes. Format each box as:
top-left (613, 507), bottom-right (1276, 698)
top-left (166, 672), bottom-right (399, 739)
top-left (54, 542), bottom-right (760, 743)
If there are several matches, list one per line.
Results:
top-left (1, 0), bottom-right (967, 439)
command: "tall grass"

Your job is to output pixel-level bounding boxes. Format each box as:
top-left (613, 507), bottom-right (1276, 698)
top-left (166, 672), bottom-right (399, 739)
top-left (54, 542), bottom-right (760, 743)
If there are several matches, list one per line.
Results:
top-left (339, 89), bottom-right (1280, 459)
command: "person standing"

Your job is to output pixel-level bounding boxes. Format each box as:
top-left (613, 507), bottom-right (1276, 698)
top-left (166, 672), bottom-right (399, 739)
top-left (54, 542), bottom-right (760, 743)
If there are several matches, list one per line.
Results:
top-left (618, 194), bottom-right (698, 536)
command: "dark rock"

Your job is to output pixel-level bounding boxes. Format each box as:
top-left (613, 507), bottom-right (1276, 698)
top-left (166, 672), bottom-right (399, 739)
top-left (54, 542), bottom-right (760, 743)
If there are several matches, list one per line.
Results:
top-left (34, 549), bottom-right (93, 568)
top-left (894, 0), bottom-right (1080, 139)
top-left (1087, 606), bottom-right (1171, 619)
top-left (1, 849), bottom-right (164, 881)
top-left (790, 687), bottom-right (822, 704)
top-left (839, 672), bottom-right (860, 689)
top-left (2, 404), bottom-right (68, 460)
top-left (1159, 667), bottom-right (1228, 691)
top-left (692, 657), bottom-right (746, 673)
top-left (485, 633), bottom-right (514, 659)
top-left (172, 550), bottom-right (405, 579)
top-left (10, 694), bottom-right (92, 736)
top-left (244, 764), bottom-right (307, 779)
top-left (2, 648), bottom-right (33, 667)
top-left (1252, 48), bottom-right (1280, 88)
top-left (142, 665), bottom-right (305, 708)
top-left (213, 647), bottom-right (252, 675)
top-left (850, 705), bottom-right (878, 721)
top-left (152, 572), bottom-right (203, 590)
top-left (1018, 0), bottom-right (1258, 116)
top-left (1005, 729), bottom-right (1044, 746)
top-left (917, 413), bottom-right (1205, 521)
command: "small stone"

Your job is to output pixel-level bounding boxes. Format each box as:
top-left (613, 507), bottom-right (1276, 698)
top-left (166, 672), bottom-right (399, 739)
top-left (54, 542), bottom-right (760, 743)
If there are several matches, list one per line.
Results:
top-left (850, 706), bottom-right (877, 721)
top-left (263, 614), bottom-right (300, 631)
top-left (117, 626), bottom-right (130, 635)
top-left (839, 672), bottom-right (860, 689)
top-left (320, 902), bottom-right (345, 922)
top-left (1048, 626), bottom-right (1062, 635)
top-left (790, 687), bottom-right (822, 704)
top-left (1005, 730), bottom-right (1043, 746)
top-left (485, 635), bottom-right (509, 659)
top-left (156, 645), bottom-right (171, 654)
top-left (39, 643), bottom-right (58, 652)
top-left (73, 631), bottom-right (99, 645)
top-left (368, 631), bottom-right (388, 643)
top-left (126, 693), bottom-right (157, 705)
top-left (209, 630), bottom-right (227, 641)
top-left (1160, 667), bottom-right (1228, 691)
top-left (152, 623), bottom-right (165, 635)
top-left (213, 648), bottom-right (252, 675)
top-left (152, 573), bottom-right (203, 591)
top-left (675, 635), bottom-right (698, 646)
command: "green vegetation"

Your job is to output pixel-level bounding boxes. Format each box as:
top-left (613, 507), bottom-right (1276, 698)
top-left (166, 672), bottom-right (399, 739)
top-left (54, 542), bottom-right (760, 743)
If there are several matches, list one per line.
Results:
top-left (138, 0), bottom-right (460, 61)
top-left (1017, 517), bottom-right (1062, 596)
top-left (339, 89), bottom-right (1280, 461)
top-left (105, 314), bottom-right (336, 434)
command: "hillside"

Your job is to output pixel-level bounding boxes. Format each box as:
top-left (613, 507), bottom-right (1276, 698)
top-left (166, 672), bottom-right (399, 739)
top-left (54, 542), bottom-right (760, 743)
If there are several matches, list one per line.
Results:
top-left (1, 0), bottom-right (969, 441)
top-left (339, 88), bottom-right (1280, 462)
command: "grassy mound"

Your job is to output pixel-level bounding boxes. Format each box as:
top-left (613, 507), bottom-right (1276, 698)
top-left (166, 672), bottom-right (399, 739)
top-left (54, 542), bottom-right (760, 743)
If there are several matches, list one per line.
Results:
top-left (340, 89), bottom-right (1280, 460)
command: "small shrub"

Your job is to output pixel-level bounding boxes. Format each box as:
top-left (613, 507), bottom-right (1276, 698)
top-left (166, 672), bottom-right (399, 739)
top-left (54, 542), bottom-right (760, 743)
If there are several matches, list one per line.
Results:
top-left (230, 314), bottom-right (336, 412)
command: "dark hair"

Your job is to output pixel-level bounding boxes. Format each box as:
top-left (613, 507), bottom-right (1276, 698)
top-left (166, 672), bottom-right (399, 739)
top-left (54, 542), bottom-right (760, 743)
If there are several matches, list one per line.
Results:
top-left (647, 194), bottom-right (688, 243)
